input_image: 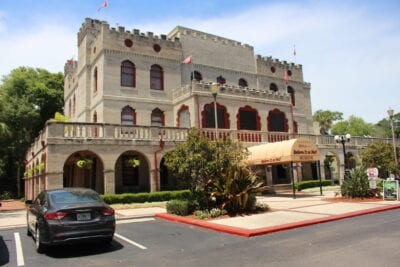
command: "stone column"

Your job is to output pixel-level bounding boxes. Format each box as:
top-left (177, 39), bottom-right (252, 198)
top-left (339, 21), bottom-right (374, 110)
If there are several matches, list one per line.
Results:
top-left (103, 169), bottom-right (115, 194)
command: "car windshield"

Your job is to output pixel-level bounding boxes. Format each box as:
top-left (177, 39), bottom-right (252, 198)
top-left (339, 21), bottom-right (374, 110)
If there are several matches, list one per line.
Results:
top-left (50, 191), bottom-right (102, 204)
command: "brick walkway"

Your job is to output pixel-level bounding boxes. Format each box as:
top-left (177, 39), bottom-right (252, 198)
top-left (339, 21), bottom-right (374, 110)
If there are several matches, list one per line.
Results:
top-left (0, 200), bottom-right (26, 212)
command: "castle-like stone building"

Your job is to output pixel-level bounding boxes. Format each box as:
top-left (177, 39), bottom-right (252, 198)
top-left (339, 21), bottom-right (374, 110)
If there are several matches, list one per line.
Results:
top-left (25, 18), bottom-right (386, 200)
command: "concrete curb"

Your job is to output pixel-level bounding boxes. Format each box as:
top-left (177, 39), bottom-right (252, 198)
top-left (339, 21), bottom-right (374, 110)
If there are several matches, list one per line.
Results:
top-left (156, 204), bottom-right (400, 237)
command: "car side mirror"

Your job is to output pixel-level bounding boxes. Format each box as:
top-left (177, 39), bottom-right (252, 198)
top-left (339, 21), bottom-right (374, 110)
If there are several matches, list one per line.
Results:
top-left (25, 200), bottom-right (33, 205)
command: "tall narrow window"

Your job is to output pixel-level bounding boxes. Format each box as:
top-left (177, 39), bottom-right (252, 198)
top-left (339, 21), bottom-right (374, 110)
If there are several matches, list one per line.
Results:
top-left (150, 65), bottom-right (163, 90)
top-left (121, 106), bottom-right (136, 125)
top-left (151, 108), bottom-right (164, 127)
top-left (287, 86), bottom-right (295, 106)
top-left (93, 111), bottom-right (97, 123)
top-left (191, 71), bottom-right (203, 81)
top-left (93, 67), bottom-right (98, 92)
top-left (93, 111), bottom-right (98, 137)
top-left (72, 94), bottom-right (76, 117)
top-left (68, 100), bottom-right (72, 117)
top-left (121, 60), bottom-right (136, 87)
top-left (177, 105), bottom-right (190, 128)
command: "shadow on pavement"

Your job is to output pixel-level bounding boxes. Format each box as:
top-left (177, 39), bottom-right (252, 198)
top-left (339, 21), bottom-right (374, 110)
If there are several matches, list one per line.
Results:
top-left (44, 239), bottom-right (124, 258)
top-left (0, 235), bottom-right (9, 266)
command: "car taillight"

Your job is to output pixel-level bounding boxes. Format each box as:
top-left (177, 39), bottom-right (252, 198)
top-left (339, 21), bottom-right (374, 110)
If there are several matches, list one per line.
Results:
top-left (44, 211), bottom-right (67, 220)
top-left (100, 208), bottom-right (114, 216)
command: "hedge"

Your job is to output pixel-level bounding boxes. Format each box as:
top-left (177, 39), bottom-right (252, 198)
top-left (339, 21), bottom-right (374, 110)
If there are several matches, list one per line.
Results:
top-left (294, 180), bottom-right (332, 191)
top-left (100, 190), bottom-right (191, 204)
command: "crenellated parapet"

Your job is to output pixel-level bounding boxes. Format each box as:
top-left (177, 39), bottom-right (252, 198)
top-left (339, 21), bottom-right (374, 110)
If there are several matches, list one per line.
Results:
top-left (256, 55), bottom-right (304, 82)
top-left (168, 26), bottom-right (254, 52)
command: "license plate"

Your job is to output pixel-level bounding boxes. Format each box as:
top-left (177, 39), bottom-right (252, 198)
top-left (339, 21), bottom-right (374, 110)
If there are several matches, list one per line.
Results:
top-left (76, 212), bottom-right (91, 221)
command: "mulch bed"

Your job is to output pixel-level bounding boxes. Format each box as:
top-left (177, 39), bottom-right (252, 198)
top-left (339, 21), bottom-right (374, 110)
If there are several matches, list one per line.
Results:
top-left (0, 199), bottom-right (26, 211)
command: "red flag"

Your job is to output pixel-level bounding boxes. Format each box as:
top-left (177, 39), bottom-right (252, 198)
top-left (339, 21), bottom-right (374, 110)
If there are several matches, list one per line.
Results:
top-left (182, 55), bottom-right (192, 64)
top-left (67, 59), bottom-right (73, 65)
top-left (284, 70), bottom-right (289, 85)
top-left (98, 0), bottom-right (109, 11)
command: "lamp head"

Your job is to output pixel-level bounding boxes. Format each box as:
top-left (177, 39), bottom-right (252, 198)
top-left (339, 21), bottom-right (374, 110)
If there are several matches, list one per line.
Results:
top-left (388, 108), bottom-right (394, 118)
top-left (345, 133), bottom-right (351, 141)
top-left (334, 135), bottom-right (340, 142)
top-left (209, 82), bottom-right (220, 96)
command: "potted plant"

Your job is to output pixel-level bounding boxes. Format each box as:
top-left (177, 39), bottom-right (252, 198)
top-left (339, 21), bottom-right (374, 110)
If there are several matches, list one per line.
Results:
top-left (76, 158), bottom-right (93, 169)
top-left (124, 158), bottom-right (140, 168)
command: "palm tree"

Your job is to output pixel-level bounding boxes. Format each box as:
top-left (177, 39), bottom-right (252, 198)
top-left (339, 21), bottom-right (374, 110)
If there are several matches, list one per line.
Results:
top-left (312, 110), bottom-right (343, 135)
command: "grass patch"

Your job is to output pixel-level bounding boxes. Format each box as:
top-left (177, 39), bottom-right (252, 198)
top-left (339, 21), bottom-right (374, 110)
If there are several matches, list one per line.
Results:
top-left (111, 201), bottom-right (167, 210)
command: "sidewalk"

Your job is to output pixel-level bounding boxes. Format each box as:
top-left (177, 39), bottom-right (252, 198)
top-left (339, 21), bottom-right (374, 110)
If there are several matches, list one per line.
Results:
top-left (2, 193), bottom-right (400, 237)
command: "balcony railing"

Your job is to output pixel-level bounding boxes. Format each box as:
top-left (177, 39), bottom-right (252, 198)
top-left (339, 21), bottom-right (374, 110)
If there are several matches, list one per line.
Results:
top-left (27, 121), bottom-right (398, 159)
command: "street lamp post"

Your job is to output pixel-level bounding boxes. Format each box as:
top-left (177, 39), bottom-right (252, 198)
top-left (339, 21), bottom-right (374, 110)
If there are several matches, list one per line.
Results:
top-left (209, 83), bottom-right (219, 140)
top-left (387, 108), bottom-right (398, 167)
top-left (335, 134), bottom-right (351, 179)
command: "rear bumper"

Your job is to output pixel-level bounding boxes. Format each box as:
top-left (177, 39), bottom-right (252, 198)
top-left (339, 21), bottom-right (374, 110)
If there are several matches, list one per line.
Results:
top-left (42, 219), bottom-right (115, 245)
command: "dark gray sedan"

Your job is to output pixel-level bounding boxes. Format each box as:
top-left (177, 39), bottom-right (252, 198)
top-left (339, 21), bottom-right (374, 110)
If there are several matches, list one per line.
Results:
top-left (26, 187), bottom-right (115, 253)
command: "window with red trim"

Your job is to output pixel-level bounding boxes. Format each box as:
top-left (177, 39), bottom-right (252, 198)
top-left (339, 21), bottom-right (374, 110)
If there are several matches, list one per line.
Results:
top-left (267, 109), bottom-right (288, 132)
top-left (121, 106), bottom-right (136, 125)
top-left (201, 103), bottom-right (230, 129)
top-left (237, 106), bottom-right (260, 130)
top-left (121, 60), bottom-right (136, 87)
top-left (151, 108), bottom-right (164, 127)
top-left (150, 65), bottom-right (163, 90)
top-left (177, 105), bottom-right (190, 128)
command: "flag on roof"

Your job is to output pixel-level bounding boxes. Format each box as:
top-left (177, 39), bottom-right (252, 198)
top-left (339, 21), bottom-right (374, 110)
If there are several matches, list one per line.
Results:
top-left (182, 55), bottom-right (192, 64)
top-left (293, 45), bottom-right (296, 57)
top-left (98, 0), bottom-right (109, 11)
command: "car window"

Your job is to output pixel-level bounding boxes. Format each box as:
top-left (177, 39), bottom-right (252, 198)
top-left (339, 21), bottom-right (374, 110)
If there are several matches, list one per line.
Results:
top-left (50, 191), bottom-right (102, 204)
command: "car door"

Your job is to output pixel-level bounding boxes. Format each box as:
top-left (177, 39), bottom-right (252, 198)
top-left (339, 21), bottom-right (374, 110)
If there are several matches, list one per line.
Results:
top-left (27, 192), bottom-right (46, 233)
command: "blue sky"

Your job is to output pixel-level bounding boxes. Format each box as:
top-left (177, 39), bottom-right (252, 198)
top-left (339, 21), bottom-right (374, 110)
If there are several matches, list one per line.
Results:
top-left (1, 0), bottom-right (399, 123)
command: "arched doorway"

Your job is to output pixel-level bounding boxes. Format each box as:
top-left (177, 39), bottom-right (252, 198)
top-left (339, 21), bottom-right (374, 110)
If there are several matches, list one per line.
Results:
top-left (324, 152), bottom-right (339, 183)
top-left (63, 151), bottom-right (104, 194)
top-left (115, 151), bottom-right (150, 193)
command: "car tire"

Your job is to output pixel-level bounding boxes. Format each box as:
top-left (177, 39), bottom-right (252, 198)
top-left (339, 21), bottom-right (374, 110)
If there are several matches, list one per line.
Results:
top-left (27, 226), bottom-right (32, 236)
top-left (35, 226), bottom-right (46, 253)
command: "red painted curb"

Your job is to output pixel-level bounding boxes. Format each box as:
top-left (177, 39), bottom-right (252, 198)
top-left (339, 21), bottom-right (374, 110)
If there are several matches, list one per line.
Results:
top-left (156, 204), bottom-right (400, 238)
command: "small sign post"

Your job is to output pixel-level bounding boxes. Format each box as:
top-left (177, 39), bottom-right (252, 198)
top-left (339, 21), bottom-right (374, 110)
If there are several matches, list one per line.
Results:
top-left (383, 179), bottom-right (399, 201)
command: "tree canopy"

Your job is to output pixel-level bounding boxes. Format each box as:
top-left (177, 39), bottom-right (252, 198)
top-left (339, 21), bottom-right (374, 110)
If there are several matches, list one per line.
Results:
top-left (0, 67), bottom-right (64, 195)
top-left (331, 115), bottom-right (376, 136)
top-left (312, 110), bottom-right (343, 135)
top-left (360, 142), bottom-right (397, 178)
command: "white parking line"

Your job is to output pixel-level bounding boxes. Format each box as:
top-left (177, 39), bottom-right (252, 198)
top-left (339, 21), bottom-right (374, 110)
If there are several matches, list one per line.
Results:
top-left (116, 218), bottom-right (154, 225)
top-left (14, 232), bottom-right (25, 266)
top-left (114, 233), bottom-right (147, 250)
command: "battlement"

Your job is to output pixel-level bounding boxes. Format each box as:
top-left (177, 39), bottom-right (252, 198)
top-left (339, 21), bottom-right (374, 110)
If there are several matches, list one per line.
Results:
top-left (78, 17), bottom-right (181, 47)
top-left (256, 55), bottom-right (302, 70)
top-left (168, 26), bottom-right (254, 51)
top-left (64, 60), bottom-right (77, 75)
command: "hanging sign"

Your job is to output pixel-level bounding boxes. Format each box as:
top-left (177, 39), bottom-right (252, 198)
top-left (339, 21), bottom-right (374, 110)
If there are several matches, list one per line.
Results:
top-left (383, 179), bottom-right (399, 200)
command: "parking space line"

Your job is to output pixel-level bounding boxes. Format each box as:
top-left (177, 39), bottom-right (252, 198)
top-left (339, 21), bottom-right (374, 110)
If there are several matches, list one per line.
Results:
top-left (114, 233), bottom-right (147, 250)
top-left (116, 218), bottom-right (154, 225)
top-left (14, 232), bottom-right (25, 266)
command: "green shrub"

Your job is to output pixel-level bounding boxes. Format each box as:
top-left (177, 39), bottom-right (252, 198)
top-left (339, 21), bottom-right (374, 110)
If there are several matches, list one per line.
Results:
top-left (194, 210), bottom-right (209, 219)
top-left (166, 199), bottom-right (190, 216)
top-left (341, 167), bottom-right (371, 198)
top-left (294, 180), bottom-right (332, 191)
top-left (0, 191), bottom-right (13, 200)
top-left (101, 190), bottom-right (190, 204)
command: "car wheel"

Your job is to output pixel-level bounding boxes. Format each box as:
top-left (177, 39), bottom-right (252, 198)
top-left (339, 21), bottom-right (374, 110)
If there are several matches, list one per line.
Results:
top-left (35, 226), bottom-right (46, 253)
top-left (27, 225), bottom-right (32, 236)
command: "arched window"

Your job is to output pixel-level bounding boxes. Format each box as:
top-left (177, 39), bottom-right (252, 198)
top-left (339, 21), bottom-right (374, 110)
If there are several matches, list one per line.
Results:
top-left (269, 83), bottom-right (278, 92)
top-left (151, 108), bottom-right (164, 127)
top-left (201, 103), bottom-right (230, 129)
top-left (238, 78), bottom-right (248, 87)
top-left (93, 67), bottom-right (98, 92)
top-left (150, 64), bottom-right (163, 90)
top-left (177, 105), bottom-right (190, 128)
top-left (237, 106), bottom-right (260, 130)
top-left (191, 71), bottom-right (203, 81)
top-left (121, 60), bottom-right (136, 87)
top-left (216, 75), bottom-right (226, 85)
top-left (267, 109), bottom-right (288, 132)
top-left (287, 86), bottom-right (295, 106)
top-left (121, 106), bottom-right (136, 125)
